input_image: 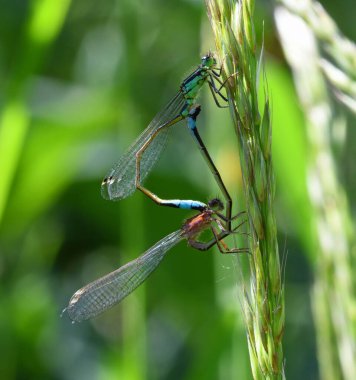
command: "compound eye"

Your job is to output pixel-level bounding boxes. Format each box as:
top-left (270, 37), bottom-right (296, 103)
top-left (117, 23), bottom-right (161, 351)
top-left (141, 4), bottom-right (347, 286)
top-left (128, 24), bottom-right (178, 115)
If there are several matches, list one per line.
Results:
top-left (208, 198), bottom-right (224, 211)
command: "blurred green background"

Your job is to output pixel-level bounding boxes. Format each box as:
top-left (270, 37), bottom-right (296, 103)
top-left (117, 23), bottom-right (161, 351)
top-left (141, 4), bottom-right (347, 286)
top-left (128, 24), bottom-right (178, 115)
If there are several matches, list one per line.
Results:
top-left (0, 1), bottom-right (354, 379)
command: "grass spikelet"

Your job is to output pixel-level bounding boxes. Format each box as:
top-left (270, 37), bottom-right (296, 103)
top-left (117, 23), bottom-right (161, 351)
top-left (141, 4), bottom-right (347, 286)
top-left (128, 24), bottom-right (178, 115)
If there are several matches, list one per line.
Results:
top-left (205, 1), bottom-right (285, 378)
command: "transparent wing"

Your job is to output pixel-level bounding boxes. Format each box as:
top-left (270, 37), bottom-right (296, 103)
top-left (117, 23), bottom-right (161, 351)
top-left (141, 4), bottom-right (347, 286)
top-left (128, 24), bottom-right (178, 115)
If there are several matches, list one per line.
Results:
top-left (101, 92), bottom-right (187, 200)
top-left (66, 230), bottom-right (184, 322)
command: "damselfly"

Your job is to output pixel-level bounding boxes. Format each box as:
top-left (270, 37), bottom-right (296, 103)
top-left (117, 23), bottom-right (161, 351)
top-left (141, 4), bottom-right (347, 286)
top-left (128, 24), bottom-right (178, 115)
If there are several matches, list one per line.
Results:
top-left (64, 199), bottom-right (247, 322)
top-left (101, 53), bottom-right (231, 210)
top-left (138, 104), bottom-right (233, 231)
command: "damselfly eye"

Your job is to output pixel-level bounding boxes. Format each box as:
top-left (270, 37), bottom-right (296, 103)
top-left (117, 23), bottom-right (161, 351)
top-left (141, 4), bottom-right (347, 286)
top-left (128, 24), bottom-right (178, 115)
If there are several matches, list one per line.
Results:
top-left (201, 52), bottom-right (216, 68)
top-left (208, 198), bottom-right (224, 211)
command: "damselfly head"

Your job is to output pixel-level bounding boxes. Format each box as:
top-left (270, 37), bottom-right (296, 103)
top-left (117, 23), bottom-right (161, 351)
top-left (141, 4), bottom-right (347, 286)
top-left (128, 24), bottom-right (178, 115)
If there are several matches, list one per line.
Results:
top-left (207, 198), bottom-right (224, 212)
top-left (201, 51), bottom-right (217, 69)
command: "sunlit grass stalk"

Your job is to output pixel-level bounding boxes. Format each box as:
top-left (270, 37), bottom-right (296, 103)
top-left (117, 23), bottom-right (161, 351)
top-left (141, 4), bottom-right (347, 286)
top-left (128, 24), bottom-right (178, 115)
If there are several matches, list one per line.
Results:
top-left (279, 0), bottom-right (356, 114)
top-left (275, 2), bottom-right (356, 380)
top-left (206, 1), bottom-right (285, 378)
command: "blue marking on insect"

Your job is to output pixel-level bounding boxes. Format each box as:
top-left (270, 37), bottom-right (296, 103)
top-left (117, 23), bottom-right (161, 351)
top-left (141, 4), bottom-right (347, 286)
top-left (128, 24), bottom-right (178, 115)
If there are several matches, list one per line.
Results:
top-left (169, 200), bottom-right (206, 210)
top-left (187, 117), bottom-right (197, 131)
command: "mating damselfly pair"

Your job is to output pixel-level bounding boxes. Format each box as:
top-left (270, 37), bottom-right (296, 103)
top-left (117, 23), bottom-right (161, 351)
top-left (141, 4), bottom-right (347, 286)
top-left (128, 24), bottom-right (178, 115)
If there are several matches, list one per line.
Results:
top-left (64, 53), bottom-right (247, 322)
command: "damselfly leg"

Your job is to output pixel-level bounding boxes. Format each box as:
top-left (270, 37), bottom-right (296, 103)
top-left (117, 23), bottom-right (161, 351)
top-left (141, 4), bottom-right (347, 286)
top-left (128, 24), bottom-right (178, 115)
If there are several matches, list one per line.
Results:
top-left (184, 199), bottom-right (249, 254)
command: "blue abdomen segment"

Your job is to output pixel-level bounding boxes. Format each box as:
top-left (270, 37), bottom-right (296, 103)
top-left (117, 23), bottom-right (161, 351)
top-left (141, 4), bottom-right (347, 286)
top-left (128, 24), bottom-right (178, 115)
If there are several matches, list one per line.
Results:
top-left (162, 199), bottom-right (206, 211)
top-left (187, 117), bottom-right (197, 132)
